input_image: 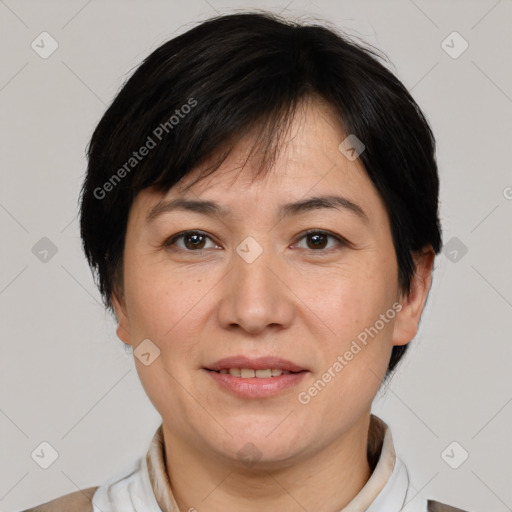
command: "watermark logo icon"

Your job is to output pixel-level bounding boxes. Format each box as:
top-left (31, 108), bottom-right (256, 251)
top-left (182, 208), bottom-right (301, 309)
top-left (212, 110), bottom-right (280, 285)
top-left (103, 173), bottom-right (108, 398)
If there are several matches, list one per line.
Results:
top-left (441, 441), bottom-right (469, 469)
top-left (134, 338), bottom-right (161, 366)
top-left (31, 441), bottom-right (59, 469)
top-left (441, 31), bottom-right (469, 59)
top-left (32, 237), bottom-right (58, 263)
top-left (443, 236), bottom-right (468, 263)
top-left (338, 134), bottom-right (365, 161)
top-left (236, 236), bottom-right (263, 264)
top-left (31, 32), bottom-right (59, 59)
top-left (237, 442), bottom-right (262, 467)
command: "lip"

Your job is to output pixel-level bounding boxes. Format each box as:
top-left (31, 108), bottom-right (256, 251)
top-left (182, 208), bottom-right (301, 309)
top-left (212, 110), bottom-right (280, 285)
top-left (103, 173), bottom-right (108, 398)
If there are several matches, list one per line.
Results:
top-left (205, 355), bottom-right (305, 372)
top-left (203, 356), bottom-right (308, 399)
top-left (205, 369), bottom-right (307, 398)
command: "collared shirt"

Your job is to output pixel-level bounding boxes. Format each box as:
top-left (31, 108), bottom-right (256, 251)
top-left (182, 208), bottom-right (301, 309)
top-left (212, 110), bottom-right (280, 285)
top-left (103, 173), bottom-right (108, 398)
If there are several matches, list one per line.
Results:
top-left (90, 415), bottom-right (435, 512)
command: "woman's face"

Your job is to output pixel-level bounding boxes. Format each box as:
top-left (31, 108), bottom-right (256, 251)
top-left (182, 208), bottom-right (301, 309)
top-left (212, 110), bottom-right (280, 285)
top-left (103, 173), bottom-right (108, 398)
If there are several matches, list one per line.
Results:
top-left (114, 99), bottom-right (428, 467)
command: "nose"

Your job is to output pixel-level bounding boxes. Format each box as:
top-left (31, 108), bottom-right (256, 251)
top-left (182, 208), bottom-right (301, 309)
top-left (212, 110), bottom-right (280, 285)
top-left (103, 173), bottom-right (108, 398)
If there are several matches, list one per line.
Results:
top-left (216, 239), bottom-right (295, 336)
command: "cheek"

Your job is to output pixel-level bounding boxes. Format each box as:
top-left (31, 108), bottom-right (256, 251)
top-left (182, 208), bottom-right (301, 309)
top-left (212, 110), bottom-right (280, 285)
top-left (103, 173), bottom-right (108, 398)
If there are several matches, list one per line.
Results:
top-left (318, 287), bottom-right (395, 375)
top-left (123, 265), bottom-right (212, 415)
top-left (301, 281), bottom-right (394, 423)
top-left (307, 259), bottom-right (396, 337)
top-left (123, 259), bottom-right (216, 364)
top-left (302, 260), bottom-right (397, 390)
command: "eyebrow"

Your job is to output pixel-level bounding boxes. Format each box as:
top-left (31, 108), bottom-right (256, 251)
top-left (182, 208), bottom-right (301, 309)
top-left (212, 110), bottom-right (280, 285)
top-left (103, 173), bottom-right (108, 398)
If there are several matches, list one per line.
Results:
top-left (145, 195), bottom-right (369, 224)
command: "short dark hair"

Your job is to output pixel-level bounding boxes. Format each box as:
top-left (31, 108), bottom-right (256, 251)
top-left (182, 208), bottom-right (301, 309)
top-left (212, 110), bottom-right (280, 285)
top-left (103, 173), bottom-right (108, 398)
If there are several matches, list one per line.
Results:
top-left (80, 11), bottom-right (442, 374)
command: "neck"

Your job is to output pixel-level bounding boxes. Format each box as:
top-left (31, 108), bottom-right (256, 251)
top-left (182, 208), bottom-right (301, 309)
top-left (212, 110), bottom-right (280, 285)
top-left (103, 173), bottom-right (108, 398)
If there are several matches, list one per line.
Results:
top-left (162, 414), bottom-right (373, 512)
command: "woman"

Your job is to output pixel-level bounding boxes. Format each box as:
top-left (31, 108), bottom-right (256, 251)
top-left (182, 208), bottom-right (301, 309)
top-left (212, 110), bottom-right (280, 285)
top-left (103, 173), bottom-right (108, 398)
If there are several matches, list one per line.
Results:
top-left (23, 11), bottom-right (468, 512)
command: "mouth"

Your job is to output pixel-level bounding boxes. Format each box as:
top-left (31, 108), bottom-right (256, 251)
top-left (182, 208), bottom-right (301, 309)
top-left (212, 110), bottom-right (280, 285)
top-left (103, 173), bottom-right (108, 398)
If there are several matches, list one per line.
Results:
top-left (209, 368), bottom-right (302, 378)
top-left (203, 356), bottom-right (308, 398)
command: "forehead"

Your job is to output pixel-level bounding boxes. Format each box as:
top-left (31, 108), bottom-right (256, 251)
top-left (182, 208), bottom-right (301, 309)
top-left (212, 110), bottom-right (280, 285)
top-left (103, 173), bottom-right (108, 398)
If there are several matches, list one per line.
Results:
top-left (134, 98), bottom-right (386, 222)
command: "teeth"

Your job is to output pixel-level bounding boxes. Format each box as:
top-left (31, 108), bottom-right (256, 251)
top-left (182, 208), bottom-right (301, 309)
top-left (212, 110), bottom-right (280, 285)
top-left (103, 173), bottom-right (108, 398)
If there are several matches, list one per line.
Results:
top-left (217, 368), bottom-right (290, 378)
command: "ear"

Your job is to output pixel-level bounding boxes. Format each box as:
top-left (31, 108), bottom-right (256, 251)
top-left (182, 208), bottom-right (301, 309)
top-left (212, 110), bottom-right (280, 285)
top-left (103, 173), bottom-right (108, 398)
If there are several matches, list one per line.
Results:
top-left (111, 291), bottom-right (132, 346)
top-left (392, 246), bottom-right (435, 347)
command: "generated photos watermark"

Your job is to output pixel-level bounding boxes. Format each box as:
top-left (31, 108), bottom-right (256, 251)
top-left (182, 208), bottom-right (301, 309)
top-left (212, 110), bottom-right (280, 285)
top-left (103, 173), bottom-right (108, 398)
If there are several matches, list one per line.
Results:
top-left (93, 97), bottom-right (197, 200)
top-left (297, 301), bottom-right (402, 405)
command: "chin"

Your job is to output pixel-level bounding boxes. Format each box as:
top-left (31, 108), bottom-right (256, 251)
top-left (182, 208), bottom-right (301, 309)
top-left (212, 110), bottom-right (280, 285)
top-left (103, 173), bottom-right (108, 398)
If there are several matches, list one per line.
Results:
top-left (214, 416), bottom-right (310, 465)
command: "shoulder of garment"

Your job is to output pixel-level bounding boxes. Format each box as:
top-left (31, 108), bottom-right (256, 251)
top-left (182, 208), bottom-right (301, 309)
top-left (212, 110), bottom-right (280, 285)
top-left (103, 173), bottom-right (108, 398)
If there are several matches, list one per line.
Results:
top-left (19, 488), bottom-right (473, 512)
top-left (427, 500), bottom-right (471, 512)
top-left (19, 486), bottom-right (98, 512)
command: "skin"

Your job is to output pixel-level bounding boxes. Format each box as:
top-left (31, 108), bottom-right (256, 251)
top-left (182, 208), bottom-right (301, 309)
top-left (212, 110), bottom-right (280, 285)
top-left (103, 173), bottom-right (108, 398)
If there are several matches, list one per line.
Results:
top-left (113, 97), bottom-right (435, 511)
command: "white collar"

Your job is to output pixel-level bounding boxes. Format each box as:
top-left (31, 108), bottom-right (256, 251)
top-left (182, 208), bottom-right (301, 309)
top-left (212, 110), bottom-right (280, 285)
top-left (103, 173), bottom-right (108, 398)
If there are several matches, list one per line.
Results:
top-left (91, 415), bottom-right (428, 512)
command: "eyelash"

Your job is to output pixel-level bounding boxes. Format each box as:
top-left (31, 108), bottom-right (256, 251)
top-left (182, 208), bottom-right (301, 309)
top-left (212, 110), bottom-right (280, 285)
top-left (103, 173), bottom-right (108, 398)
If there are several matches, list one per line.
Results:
top-left (162, 229), bottom-right (349, 254)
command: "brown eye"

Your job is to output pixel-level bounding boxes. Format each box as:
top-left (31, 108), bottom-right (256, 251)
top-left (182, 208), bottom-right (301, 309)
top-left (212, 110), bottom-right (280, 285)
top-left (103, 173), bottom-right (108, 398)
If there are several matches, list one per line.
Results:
top-left (184, 233), bottom-right (207, 250)
top-left (164, 231), bottom-right (217, 251)
top-left (295, 230), bottom-right (346, 252)
top-left (306, 232), bottom-right (328, 249)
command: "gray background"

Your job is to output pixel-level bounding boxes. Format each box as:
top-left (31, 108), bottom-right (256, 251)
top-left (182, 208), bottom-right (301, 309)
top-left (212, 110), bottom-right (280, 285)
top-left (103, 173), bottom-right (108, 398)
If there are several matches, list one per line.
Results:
top-left (1, 1), bottom-right (511, 511)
